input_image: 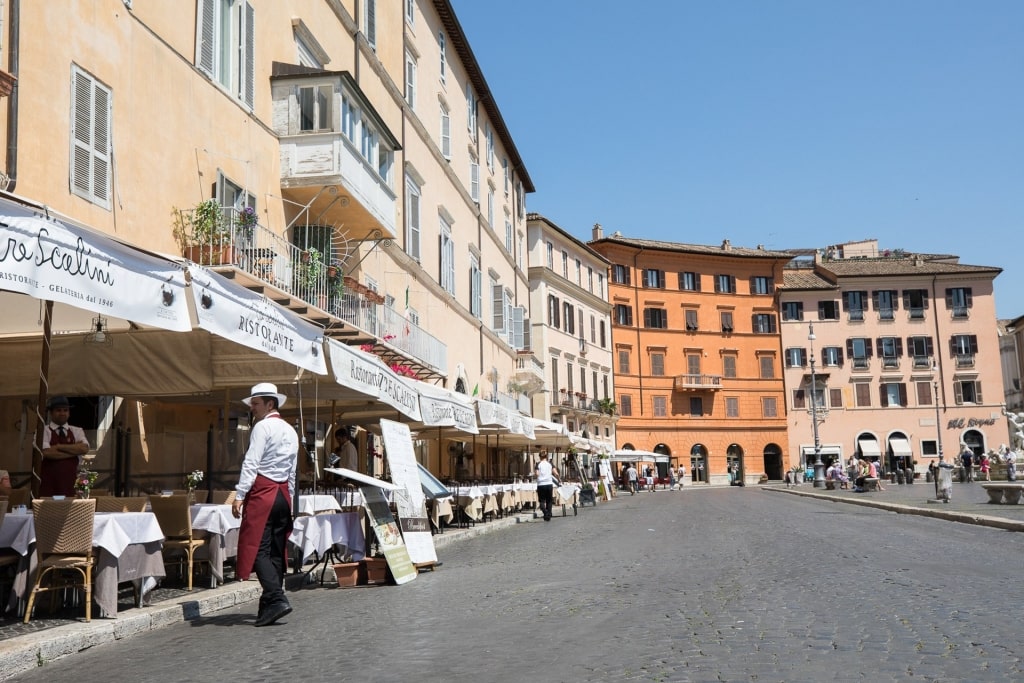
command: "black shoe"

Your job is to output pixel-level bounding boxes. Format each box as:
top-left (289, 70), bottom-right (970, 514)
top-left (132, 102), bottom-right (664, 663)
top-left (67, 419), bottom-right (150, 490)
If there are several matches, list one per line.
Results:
top-left (255, 602), bottom-right (292, 627)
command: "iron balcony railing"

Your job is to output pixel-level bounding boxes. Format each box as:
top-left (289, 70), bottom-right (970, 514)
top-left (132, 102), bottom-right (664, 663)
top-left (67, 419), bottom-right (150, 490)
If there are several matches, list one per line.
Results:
top-left (673, 374), bottom-right (723, 390)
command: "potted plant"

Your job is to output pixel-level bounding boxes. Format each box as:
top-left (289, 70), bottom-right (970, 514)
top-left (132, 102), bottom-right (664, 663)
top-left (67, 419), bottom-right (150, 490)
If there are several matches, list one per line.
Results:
top-left (295, 247), bottom-right (324, 298)
top-left (332, 550), bottom-right (359, 588)
top-left (173, 199), bottom-right (234, 265)
top-left (74, 468), bottom-right (98, 499)
top-left (598, 398), bottom-right (617, 416)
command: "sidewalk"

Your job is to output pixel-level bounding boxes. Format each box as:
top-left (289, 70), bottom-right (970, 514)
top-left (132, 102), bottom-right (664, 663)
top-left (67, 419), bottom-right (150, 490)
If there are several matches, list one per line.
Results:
top-left (767, 477), bottom-right (1024, 531)
top-left (0, 509), bottom-right (551, 680)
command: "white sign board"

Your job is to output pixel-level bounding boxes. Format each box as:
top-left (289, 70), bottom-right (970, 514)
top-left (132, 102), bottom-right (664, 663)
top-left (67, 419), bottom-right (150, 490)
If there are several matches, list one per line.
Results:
top-left (380, 419), bottom-right (438, 564)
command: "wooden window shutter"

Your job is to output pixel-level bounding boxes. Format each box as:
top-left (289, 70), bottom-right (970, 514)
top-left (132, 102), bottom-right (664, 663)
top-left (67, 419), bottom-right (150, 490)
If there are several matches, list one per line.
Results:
top-left (872, 291), bottom-right (880, 310)
top-left (243, 2), bottom-right (255, 108)
top-left (846, 339), bottom-right (854, 357)
top-left (975, 381), bottom-right (983, 403)
top-left (196, 0), bottom-right (215, 76)
top-left (923, 292), bottom-right (929, 309)
top-left (865, 339), bottom-right (873, 358)
top-left (945, 288), bottom-right (953, 307)
top-left (879, 385), bottom-right (888, 407)
top-left (836, 346), bottom-right (844, 364)
top-left (896, 338), bottom-right (903, 356)
top-left (70, 67), bottom-right (111, 209)
top-left (966, 288), bottom-right (973, 307)
top-left (898, 383), bottom-right (908, 406)
top-left (694, 273), bottom-right (701, 292)
top-left (953, 382), bottom-right (963, 404)
top-left (925, 336), bottom-right (933, 356)
top-left (970, 335), bottom-right (978, 353)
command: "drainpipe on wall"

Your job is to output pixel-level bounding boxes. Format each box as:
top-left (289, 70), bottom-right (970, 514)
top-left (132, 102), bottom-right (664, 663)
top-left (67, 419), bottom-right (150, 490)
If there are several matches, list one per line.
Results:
top-left (5, 0), bottom-right (19, 192)
top-left (632, 246), bottom-right (645, 414)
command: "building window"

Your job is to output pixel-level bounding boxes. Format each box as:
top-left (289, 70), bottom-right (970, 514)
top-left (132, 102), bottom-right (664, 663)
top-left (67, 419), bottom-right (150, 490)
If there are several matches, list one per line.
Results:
top-left (587, 266), bottom-right (594, 292)
top-left (725, 397), bottom-right (739, 418)
top-left (829, 388), bottom-right (843, 408)
top-left (879, 337), bottom-right (902, 369)
top-left (844, 290), bottom-right (867, 321)
top-left (69, 65), bottom-right (112, 209)
top-left (848, 338), bottom-right (872, 370)
top-left (469, 256), bottom-right (481, 318)
top-left (752, 313), bottom-right (777, 334)
top-left (619, 394), bottom-right (633, 416)
top-left (643, 308), bottom-right (668, 329)
top-left (575, 259), bottom-right (583, 286)
top-left (196, 0), bottom-right (255, 108)
top-left (653, 396), bottom-right (667, 417)
top-left (404, 52), bottom-right (417, 108)
top-left (439, 103), bottom-right (451, 159)
top-left (921, 440), bottom-right (938, 456)
top-left (599, 321), bottom-right (606, 348)
top-left (618, 349), bottom-right (631, 374)
top-left (720, 311), bottom-right (734, 333)
top-left (590, 315), bottom-right (596, 343)
top-left (486, 188), bottom-right (494, 227)
top-left (762, 397), bottom-right (777, 418)
top-left (363, 0), bottom-right (376, 49)
top-left (551, 358), bottom-right (559, 395)
top-left (685, 309), bottom-right (699, 331)
top-left (438, 31), bottom-right (446, 85)
top-left (759, 356), bottom-right (774, 379)
top-left (562, 250), bottom-right (569, 278)
top-left (951, 334), bottom-right (978, 367)
top-left (854, 383), bottom-right (872, 407)
top-left (909, 336), bottom-right (933, 368)
top-left (689, 397), bottom-right (703, 416)
top-left (818, 300), bottom-right (840, 321)
top-left (954, 380), bottom-right (983, 405)
top-left (491, 282), bottom-right (504, 333)
top-left (502, 157), bottom-right (509, 194)
top-left (562, 302), bottom-right (575, 334)
top-left (916, 381), bottom-right (933, 406)
top-left (873, 289), bottom-right (897, 320)
top-left (650, 353), bottom-right (665, 376)
top-left (687, 353), bottom-right (701, 376)
top-left (547, 295), bottom-right (560, 327)
top-left (723, 355), bottom-right (737, 378)
top-left (404, 175), bottom-right (421, 261)
top-left (792, 389), bottom-right (806, 410)
top-left (597, 274), bottom-right (605, 298)
top-left (679, 271), bottom-right (700, 291)
top-left (750, 276), bottom-right (774, 295)
top-left (813, 346), bottom-right (839, 367)
top-left (880, 382), bottom-right (907, 407)
top-left (715, 274), bottom-right (736, 293)
top-left (643, 269), bottom-right (665, 288)
top-left (485, 123), bottom-right (494, 169)
top-left (903, 289), bottom-right (928, 319)
top-left (946, 287), bottom-right (972, 318)
top-left (299, 84), bottom-right (332, 132)
top-left (440, 217), bottom-right (455, 294)
top-left (782, 301), bottom-right (803, 321)
top-left (470, 158), bottom-right (480, 202)
top-left (614, 304), bottom-right (633, 326)
top-left (546, 241), bottom-right (554, 269)
top-left (785, 348), bottom-right (807, 368)
top-left (465, 83), bottom-right (476, 132)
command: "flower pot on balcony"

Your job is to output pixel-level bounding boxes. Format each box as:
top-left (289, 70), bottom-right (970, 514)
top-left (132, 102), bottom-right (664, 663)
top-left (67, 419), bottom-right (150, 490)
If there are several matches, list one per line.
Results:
top-left (185, 244), bottom-right (236, 266)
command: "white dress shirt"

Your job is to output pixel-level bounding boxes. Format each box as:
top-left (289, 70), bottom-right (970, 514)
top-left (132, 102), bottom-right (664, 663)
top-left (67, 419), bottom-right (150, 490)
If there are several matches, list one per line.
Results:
top-left (236, 413), bottom-right (298, 501)
top-left (41, 421), bottom-right (90, 450)
top-left (535, 459), bottom-right (554, 486)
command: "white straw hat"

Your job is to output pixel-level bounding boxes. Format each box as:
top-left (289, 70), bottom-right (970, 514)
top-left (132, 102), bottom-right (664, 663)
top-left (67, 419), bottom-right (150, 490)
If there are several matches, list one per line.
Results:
top-left (242, 382), bottom-right (287, 407)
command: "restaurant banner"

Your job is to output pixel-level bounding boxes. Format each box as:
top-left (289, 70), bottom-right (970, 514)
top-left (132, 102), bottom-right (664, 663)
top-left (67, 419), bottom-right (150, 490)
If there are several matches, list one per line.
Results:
top-left (360, 485), bottom-right (418, 585)
top-left (509, 412), bottom-right (536, 439)
top-left (327, 339), bottom-right (421, 421)
top-left (475, 399), bottom-right (511, 429)
top-left (407, 379), bottom-right (478, 434)
top-left (189, 266), bottom-right (327, 375)
top-left (0, 199), bottom-right (191, 331)
top-left (379, 419), bottom-right (437, 565)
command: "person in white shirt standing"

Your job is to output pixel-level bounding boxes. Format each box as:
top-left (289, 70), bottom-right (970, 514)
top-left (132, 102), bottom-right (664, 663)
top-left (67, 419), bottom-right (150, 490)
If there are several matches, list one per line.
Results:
top-left (535, 452), bottom-right (559, 521)
top-left (232, 383), bottom-right (298, 627)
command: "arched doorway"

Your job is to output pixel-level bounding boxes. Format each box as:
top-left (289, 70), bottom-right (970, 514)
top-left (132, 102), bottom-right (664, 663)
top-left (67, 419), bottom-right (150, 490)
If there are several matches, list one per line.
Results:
top-left (690, 444), bottom-right (707, 482)
top-left (855, 432), bottom-right (881, 462)
top-left (886, 431), bottom-right (912, 474)
top-left (763, 443), bottom-right (783, 480)
top-left (962, 429), bottom-right (985, 456)
top-left (727, 443), bottom-right (744, 483)
top-left (653, 443), bottom-right (672, 479)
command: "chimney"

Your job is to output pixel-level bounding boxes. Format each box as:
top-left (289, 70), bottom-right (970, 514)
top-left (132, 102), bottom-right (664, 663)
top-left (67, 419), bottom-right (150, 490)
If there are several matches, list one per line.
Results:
top-left (592, 223), bottom-right (603, 241)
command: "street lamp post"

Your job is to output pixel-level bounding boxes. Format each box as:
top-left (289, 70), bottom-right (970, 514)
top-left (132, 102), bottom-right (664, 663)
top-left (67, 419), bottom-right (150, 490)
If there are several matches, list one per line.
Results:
top-left (808, 323), bottom-right (826, 488)
top-left (933, 361), bottom-right (943, 498)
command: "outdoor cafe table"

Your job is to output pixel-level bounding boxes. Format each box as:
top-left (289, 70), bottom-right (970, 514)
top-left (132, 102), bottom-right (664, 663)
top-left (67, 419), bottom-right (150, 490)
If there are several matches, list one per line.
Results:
top-left (1, 510), bottom-right (165, 618)
top-left (518, 482), bottom-right (538, 508)
top-left (456, 486), bottom-right (484, 522)
top-left (296, 494), bottom-right (342, 516)
top-left (288, 512), bottom-right (365, 564)
top-left (428, 496), bottom-right (454, 530)
top-left (553, 483), bottom-right (581, 512)
top-left (190, 504), bottom-right (240, 586)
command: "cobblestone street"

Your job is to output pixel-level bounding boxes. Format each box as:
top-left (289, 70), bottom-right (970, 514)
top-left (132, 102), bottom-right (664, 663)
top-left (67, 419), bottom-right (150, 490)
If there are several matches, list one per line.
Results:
top-left (10, 487), bottom-right (1024, 682)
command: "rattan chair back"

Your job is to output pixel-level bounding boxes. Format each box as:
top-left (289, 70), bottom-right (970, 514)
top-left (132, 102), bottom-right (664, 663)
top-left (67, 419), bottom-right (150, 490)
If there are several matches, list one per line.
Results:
top-left (32, 498), bottom-right (96, 556)
top-left (94, 496), bottom-right (149, 513)
top-left (148, 495), bottom-right (194, 539)
top-left (171, 489), bottom-right (208, 503)
top-left (207, 490), bottom-right (237, 505)
top-left (6, 488), bottom-right (31, 508)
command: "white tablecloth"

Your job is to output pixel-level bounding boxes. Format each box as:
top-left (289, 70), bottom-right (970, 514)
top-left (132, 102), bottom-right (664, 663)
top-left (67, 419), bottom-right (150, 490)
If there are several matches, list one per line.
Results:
top-left (0, 511), bottom-right (34, 556)
top-left (190, 504), bottom-right (241, 585)
top-left (289, 512), bottom-right (365, 563)
top-left (296, 494), bottom-right (343, 516)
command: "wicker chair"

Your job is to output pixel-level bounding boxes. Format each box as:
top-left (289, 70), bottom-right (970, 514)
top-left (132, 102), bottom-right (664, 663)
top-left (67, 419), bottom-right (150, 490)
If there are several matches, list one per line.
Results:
top-left (24, 498), bottom-right (96, 623)
top-left (94, 496), bottom-right (149, 513)
top-left (208, 490), bottom-right (237, 505)
top-left (148, 494), bottom-right (206, 591)
top-left (170, 489), bottom-right (208, 504)
top-left (5, 487), bottom-right (31, 508)
top-left (0, 501), bottom-right (22, 603)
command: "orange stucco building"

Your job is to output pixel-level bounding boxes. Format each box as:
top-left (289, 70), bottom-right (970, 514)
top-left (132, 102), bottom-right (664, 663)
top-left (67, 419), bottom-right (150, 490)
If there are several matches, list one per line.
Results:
top-left (589, 231), bottom-right (792, 485)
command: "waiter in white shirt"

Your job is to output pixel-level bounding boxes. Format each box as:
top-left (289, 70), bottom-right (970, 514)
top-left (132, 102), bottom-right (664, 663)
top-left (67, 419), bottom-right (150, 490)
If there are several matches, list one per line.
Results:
top-left (39, 396), bottom-right (90, 497)
top-left (232, 383), bottom-right (298, 627)
top-left (535, 451), bottom-right (559, 522)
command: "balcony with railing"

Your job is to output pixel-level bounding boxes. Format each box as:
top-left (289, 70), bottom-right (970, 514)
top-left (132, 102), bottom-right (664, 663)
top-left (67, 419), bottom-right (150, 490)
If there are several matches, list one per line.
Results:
top-left (955, 353), bottom-right (975, 368)
top-left (513, 351), bottom-right (545, 393)
top-left (673, 374), bottom-right (723, 391)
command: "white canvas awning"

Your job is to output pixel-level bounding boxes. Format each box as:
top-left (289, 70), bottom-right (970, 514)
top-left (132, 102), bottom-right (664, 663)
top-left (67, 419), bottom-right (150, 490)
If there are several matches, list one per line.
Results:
top-left (857, 438), bottom-right (882, 458)
top-left (800, 445), bottom-right (843, 458)
top-left (609, 449), bottom-right (671, 464)
top-left (403, 378), bottom-right (478, 434)
top-left (888, 437), bottom-right (913, 457)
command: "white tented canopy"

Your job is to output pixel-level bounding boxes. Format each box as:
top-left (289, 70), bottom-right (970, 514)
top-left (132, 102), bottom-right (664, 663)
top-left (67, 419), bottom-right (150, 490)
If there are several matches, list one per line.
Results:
top-left (857, 438), bottom-right (882, 458)
top-left (609, 449), bottom-right (670, 464)
top-left (800, 445), bottom-right (843, 458)
top-left (888, 437), bottom-right (913, 457)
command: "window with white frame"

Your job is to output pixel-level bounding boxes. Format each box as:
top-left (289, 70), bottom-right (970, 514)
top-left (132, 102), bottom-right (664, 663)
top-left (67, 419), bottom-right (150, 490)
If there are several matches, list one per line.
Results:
top-left (643, 269), bottom-right (665, 288)
top-left (879, 336), bottom-right (901, 368)
top-left (715, 274), bottom-right (736, 293)
top-left (492, 282), bottom-right (504, 333)
top-left (782, 301), bottom-right (803, 321)
top-left (587, 266), bottom-right (593, 292)
top-left (844, 290), bottom-right (867, 321)
top-left (954, 379), bottom-right (983, 405)
top-left (486, 187), bottom-right (494, 227)
top-left (406, 0), bottom-right (415, 26)
top-left (196, 0), bottom-right (255, 108)
top-left (946, 287), bottom-right (972, 318)
top-left (440, 217), bottom-right (455, 294)
top-left (505, 217), bottom-right (513, 254)
top-left (466, 83), bottom-right (476, 132)
top-left (881, 382), bottom-right (907, 407)
top-left (298, 84), bottom-right (331, 132)
top-left (750, 276), bottom-right (774, 295)
top-left (562, 251), bottom-right (569, 278)
top-left (873, 289), bottom-right (897, 320)
top-left (575, 259), bottom-right (582, 286)
top-left (951, 334), bottom-right (978, 367)
top-left (342, 95), bottom-right (356, 141)
top-left (485, 123), bottom-right (494, 169)
top-left (469, 256), bottom-right (481, 318)
top-left (821, 346), bottom-right (843, 367)
top-left (785, 347), bottom-right (807, 367)
top-left (546, 241), bottom-right (553, 269)
top-left (70, 65), bottom-right (112, 209)
top-left (404, 52), bottom-right (416, 109)
top-left (363, 0), bottom-right (376, 50)
top-left (405, 175), bottom-right (420, 261)
top-left (679, 271), bottom-right (700, 291)
top-left (502, 158), bottom-right (509, 194)
top-left (598, 273), bottom-right (605, 298)
top-left (909, 336), bottom-right (933, 368)
top-left (438, 31), bottom-right (447, 85)
top-left (439, 102), bottom-right (451, 158)
top-left (848, 337), bottom-right (871, 369)
top-left (470, 158), bottom-right (480, 202)
top-left (504, 289), bottom-right (515, 346)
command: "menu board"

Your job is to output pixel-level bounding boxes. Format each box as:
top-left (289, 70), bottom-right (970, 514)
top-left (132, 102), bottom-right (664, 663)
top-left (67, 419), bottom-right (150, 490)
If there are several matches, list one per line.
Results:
top-left (379, 419), bottom-right (438, 565)
top-left (360, 485), bottom-right (417, 585)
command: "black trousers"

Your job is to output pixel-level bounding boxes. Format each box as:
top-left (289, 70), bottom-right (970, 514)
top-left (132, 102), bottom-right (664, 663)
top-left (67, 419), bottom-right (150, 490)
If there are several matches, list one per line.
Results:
top-left (537, 484), bottom-right (554, 519)
top-left (255, 489), bottom-right (290, 613)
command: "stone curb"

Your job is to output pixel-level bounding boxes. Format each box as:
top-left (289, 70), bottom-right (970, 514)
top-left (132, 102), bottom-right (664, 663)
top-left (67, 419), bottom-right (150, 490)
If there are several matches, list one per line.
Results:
top-left (0, 509), bottom-right (555, 680)
top-left (766, 487), bottom-right (1024, 532)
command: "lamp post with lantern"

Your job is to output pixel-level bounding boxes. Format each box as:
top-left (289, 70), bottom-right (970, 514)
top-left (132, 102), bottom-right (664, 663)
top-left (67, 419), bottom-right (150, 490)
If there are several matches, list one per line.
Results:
top-left (932, 361), bottom-right (943, 498)
top-left (808, 322), bottom-right (826, 488)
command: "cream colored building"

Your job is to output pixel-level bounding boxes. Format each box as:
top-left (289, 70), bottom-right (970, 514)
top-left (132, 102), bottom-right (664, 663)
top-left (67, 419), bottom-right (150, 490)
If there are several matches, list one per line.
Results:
top-left (999, 317), bottom-right (1023, 414)
top-left (0, 0), bottom-right (533, 483)
top-left (525, 215), bottom-right (616, 453)
top-left (779, 240), bottom-right (1004, 476)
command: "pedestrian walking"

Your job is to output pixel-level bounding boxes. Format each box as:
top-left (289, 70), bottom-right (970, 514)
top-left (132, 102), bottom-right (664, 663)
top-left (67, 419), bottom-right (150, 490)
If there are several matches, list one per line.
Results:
top-left (677, 463), bottom-right (686, 489)
top-left (980, 453), bottom-right (991, 481)
top-left (535, 452), bottom-right (558, 521)
top-left (960, 444), bottom-right (974, 483)
top-left (626, 463), bottom-right (638, 495)
top-left (1004, 446), bottom-right (1017, 482)
top-left (233, 382), bottom-right (298, 627)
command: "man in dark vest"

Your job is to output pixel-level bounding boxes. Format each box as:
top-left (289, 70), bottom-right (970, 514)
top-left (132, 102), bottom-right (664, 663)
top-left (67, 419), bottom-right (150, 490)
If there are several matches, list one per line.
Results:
top-left (39, 396), bottom-right (90, 497)
top-left (232, 383), bottom-right (298, 627)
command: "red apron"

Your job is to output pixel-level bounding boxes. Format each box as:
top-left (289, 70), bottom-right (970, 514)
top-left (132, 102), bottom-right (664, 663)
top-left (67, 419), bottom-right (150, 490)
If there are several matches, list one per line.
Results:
top-left (39, 426), bottom-right (79, 497)
top-left (236, 473), bottom-right (292, 581)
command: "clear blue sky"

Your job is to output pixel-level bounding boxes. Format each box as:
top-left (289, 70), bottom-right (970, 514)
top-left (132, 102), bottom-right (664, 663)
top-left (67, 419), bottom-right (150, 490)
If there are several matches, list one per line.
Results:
top-left (451, 0), bottom-right (1024, 319)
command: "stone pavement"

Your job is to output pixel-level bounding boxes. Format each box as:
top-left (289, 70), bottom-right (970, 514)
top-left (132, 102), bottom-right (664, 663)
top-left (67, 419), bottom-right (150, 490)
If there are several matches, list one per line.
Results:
top-left (3, 482), bottom-right (1024, 680)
